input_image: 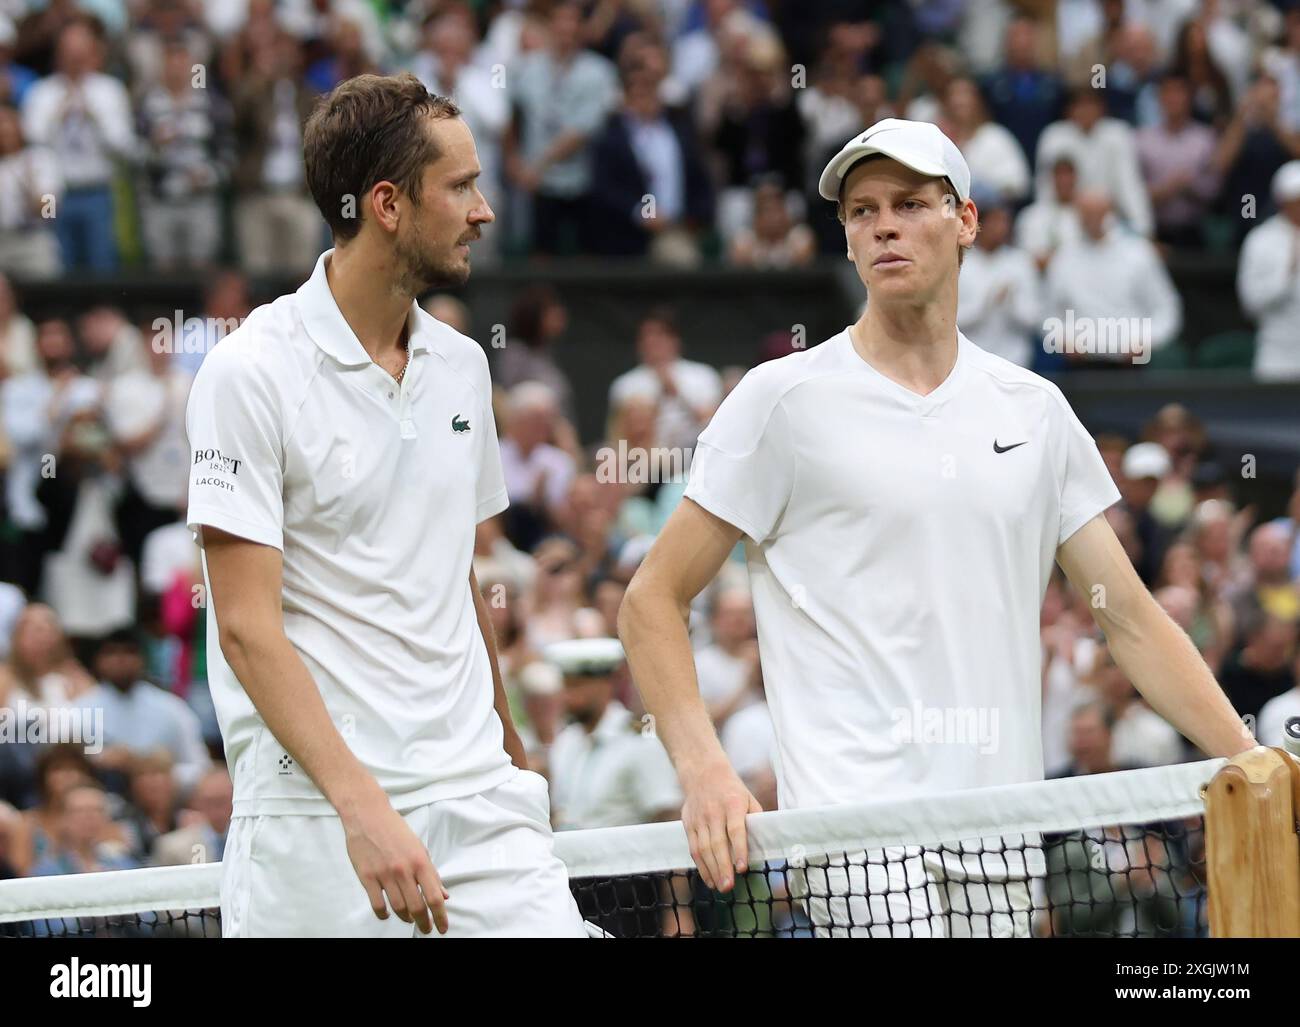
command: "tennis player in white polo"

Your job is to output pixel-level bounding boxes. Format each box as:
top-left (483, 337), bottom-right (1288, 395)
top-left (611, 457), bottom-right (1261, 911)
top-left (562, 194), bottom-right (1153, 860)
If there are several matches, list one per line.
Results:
top-left (186, 75), bottom-right (586, 937)
top-left (618, 118), bottom-right (1254, 936)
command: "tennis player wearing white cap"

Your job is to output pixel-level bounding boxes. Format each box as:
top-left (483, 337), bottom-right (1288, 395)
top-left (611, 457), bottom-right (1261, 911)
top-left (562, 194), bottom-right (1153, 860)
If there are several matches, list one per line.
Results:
top-left (619, 118), bottom-right (1254, 936)
top-left (186, 75), bottom-right (586, 937)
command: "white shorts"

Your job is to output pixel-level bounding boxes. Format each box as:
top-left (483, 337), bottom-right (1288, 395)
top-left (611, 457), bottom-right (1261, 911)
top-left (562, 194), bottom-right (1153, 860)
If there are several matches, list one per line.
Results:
top-left (792, 847), bottom-right (1034, 938)
top-left (220, 769), bottom-right (588, 938)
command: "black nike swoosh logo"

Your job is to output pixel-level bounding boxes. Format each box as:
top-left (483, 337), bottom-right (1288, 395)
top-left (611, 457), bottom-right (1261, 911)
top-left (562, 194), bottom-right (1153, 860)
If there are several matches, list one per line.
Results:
top-left (993, 440), bottom-right (1028, 453)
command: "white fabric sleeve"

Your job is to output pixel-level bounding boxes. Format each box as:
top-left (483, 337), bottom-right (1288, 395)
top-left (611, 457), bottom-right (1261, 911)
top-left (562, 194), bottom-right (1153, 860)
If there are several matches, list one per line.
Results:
top-left (185, 344), bottom-right (285, 550)
top-left (472, 353), bottom-right (509, 523)
top-left (683, 370), bottom-right (795, 545)
top-left (1052, 389), bottom-right (1122, 546)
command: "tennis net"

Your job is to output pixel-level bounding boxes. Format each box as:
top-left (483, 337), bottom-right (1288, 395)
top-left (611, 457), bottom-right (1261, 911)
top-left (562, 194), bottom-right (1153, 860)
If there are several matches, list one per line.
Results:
top-left (0, 759), bottom-right (1224, 938)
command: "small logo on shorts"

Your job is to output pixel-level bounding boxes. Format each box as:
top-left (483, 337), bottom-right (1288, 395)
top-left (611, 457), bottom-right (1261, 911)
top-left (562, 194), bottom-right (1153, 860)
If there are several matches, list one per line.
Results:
top-left (277, 754), bottom-right (294, 775)
top-left (451, 414), bottom-right (471, 434)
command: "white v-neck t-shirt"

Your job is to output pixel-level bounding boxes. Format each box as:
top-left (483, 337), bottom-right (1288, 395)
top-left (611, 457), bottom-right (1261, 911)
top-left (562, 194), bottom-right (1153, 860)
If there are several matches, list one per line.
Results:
top-left (683, 328), bottom-right (1120, 810)
top-left (186, 250), bottom-right (513, 817)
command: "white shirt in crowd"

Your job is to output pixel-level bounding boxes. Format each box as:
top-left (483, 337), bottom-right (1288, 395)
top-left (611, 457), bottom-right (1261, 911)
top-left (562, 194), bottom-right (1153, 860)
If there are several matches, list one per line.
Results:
top-left (105, 368), bottom-right (193, 508)
top-left (608, 358), bottom-right (722, 450)
top-left (1111, 702), bottom-right (1185, 768)
top-left (548, 700), bottom-right (682, 830)
top-left (186, 249), bottom-right (513, 817)
top-left (692, 642), bottom-right (755, 712)
top-left (140, 521), bottom-right (198, 596)
top-left (0, 370), bottom-right (54, 530)
top-left (498, 436), bottom-right (575, 512)
top-left (1015, 197), bottom-right (1084, 267)
top-left (21, 72), bottom-right (136, 189)
top-left (1035, 118), bottom-right (1154, 237)
top-left (683, 329), bottom-right (1120, 809)
top-left (1040, 646), bottom-right (1098, 775)
top-left (958, 243), bottom-right (1043, 367)
top-left (1045, 224), bottom-right (1182, 360)
top-left (721, 701), bottom-right (775, 780)
top-left (962, 122), bottom-right (1031, 203)
top-left (1258, 689), bottom-right (1300, 747)
top-left (0, 144), bottom-right (61, 230)
top-left (1236, 213), bottom-right (1300, 381)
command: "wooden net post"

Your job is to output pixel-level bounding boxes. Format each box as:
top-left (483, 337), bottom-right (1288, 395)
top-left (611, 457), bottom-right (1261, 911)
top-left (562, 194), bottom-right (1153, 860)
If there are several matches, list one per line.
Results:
top-left (1205, 746), bottom-right (1300, 937)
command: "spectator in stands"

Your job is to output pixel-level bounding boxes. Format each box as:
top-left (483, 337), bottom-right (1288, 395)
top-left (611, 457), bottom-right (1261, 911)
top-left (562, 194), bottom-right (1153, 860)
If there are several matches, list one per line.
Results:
top-left (152, 763), bottom-right (231, 866)
top-left (495, 286), bottom-right (575, 424)
top-left (411, 8), bottom-right (509, 266)
top-left (0, 604), bottom-right (96, 710)
top-left (693, 587), bottom-right (757, 729)
top-left (231, 30), bottom-right (321, 276)
top-left (1044, 189), bottom-right (1181, 366)
top-left (70, 629), bottom-right (211, 793)
top-left (1257, 648), bottom-right (1300, 749)
top-left (1087, 642), bottom-right (1185, 767)
top-left (980, 18), bottom-right (1064, 172)
top-left (608, 307), bottom-right (721, 451)
top-left (1137, 74), bottom-right (1222, 249)
top-left (940, 77), bottom-right (1031, 205)
top-left (1169, 15), bottom-right (1234, 129)
top-left (136, 41), bottom-right (232, 270)
top-left (727, 177), bottom-right (815, 268)
top-left (1191, 498), bottom-right (1253, 598)
top-left (304, 14), bottom-right (377, 94)
top-left (1060, 0), bottom-right (1125, 90)
top-left (521, 535), bottom-right (603, 650)
top-left (545, 637), bottom-right (681, 830)
top-left (499, 382), bottom-right (576, 550)
top-left (77, 305), bottom-right (146, 383)
top-left (1141, 403), bottom-right (1206, 530)
top-left (118, 749), bottom-right (181, 862)
top-left (104, 317), bottom-right (192, 571)
top-left (1035, 87), bottom-right (1154, 238)
top-left (124, 0), bottom-right (214, 96)
top-left (0, 102), bottom-right (61, 278)
top-left (0, 271), bottom-right (38, 378)
top-left (1119, 442), bottom-right (1175, 587)
top-left (1215, 74), bottom-right (1300, 245)
top-left (1106, 22), bottom-right (1162, 129)
top-left (956, 188), bottom-right (1042, 368)
top-left (178, 269), bottom-right (250, 377)
top-left (1229, 522), bottom-right (1300, 628)
top-left (1262, 7), bottom-right (1300, 137)
top-left (506, 0), bottom-right (618, 255)
top-left (895, 38), bottom-right (960, 125)
top-left (1015, 153), bottom-right (1083, 273)
top-left (20, 19), bottom-right (134, 271)
top-left (30, 782), bottom-right (136, 876)
top-left (1217, 611), bottom-right (1298, 729)
top-left (589, 38), bottom-right (714, 266)
top-left (719, 655), bottom-right (774, 811)
top-left (1236, 160), bottom-right (1300, 381)
top-left (1156, 541), bottom-right (1235, 675)
top-left (0, 800), bottom-right (21, 878)
top-left (1049, 702), bottom-right (1124, 778)
top-left (0, 16), bottom-right (39, 108)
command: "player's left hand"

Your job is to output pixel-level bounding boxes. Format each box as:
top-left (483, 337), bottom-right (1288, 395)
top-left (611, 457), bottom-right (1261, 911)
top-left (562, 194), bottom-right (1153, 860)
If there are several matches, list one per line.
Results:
top-left (679, 759), bottom-right (762, 894)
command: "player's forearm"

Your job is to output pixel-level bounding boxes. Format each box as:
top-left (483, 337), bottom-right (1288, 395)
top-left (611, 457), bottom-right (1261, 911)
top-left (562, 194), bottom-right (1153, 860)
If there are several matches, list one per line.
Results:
top-left (220, 624), bottom-right (386, 816)
top-left (1105, 595), bottom-right (1256, 759)
top-left (618, 584), bottom-right (729, 781)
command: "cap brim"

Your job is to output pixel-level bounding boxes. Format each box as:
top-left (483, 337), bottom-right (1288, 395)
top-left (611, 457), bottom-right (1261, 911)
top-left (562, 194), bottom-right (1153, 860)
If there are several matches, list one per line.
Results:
top-left (819, 144), bottom-right (950, 202)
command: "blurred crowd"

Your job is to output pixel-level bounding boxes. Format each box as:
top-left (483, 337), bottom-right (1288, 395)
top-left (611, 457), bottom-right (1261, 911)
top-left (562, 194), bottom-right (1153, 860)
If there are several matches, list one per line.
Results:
top-left (0, 1), bottom-right (1298, 372)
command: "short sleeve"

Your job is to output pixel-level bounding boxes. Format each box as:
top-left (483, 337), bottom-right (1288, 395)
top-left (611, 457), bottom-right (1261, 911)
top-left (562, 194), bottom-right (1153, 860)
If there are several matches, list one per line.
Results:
top-left (473, 359), bottom-right (509, 523)
top-left (185, 346), bottom-right (285, 550)
top-left (1053, 391), bottom-right (1121, 546)
top-left (684, 371), bottom-right (795, 544)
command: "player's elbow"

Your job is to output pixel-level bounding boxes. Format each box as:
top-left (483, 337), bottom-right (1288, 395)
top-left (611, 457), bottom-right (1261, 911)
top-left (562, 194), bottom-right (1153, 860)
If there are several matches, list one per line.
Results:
top-left (618, 572), bottom-right (686, 645)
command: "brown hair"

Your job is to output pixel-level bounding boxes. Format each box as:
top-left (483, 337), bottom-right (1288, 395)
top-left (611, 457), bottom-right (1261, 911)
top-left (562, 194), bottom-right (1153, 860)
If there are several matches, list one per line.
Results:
top-left (303, 73), bottom-right (461, 243)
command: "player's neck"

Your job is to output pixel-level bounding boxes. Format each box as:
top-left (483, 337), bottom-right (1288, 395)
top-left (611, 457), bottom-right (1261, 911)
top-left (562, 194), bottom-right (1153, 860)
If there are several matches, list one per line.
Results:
top-left (851, 302), bottom-right (959, 396)
top-left (325, 243), bottom-right (413, 362)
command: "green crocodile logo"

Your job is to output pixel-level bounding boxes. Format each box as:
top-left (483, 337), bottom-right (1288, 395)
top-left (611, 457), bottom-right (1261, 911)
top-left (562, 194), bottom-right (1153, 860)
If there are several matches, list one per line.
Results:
top-left (451, 414), bottom-right (471, 434)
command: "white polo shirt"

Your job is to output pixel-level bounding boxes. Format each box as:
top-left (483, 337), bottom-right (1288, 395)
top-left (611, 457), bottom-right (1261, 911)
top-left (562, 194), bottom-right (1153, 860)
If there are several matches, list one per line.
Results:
top-left (186, 250), bottom-right (512, 817)
top-left (683, 329), bottom-right (1120, 811)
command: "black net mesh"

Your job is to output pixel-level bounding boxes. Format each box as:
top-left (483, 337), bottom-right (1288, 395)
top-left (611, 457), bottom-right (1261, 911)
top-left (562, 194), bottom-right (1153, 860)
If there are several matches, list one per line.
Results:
top-left (0, 815), bottom-right (1207, 939)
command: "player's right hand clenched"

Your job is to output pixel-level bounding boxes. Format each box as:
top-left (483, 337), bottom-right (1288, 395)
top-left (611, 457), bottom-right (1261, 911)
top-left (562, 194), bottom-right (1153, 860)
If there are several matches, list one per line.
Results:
top-left (342, 797), bottom-right (449, 935)
top-left (680, 760), bottom-right (762, 893)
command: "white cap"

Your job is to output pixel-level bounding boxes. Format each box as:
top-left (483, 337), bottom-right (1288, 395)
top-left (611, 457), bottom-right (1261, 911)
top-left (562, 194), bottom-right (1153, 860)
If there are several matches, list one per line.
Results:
top-left (818, 118), bottom-right (971, 204)
top-left (517, 660), bottom-right (563, 697)
top-left (1122, 442), bottom-right (1171, 481)
top-left (544, 637), bottom-right (625, 677)
top-left (1272, 160), bottom-right (1300, 205)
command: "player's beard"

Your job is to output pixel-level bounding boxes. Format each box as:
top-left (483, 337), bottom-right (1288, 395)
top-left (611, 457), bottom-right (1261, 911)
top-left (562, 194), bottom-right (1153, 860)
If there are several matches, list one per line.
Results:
top-left (394, 227), bottom-right (470, 294)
